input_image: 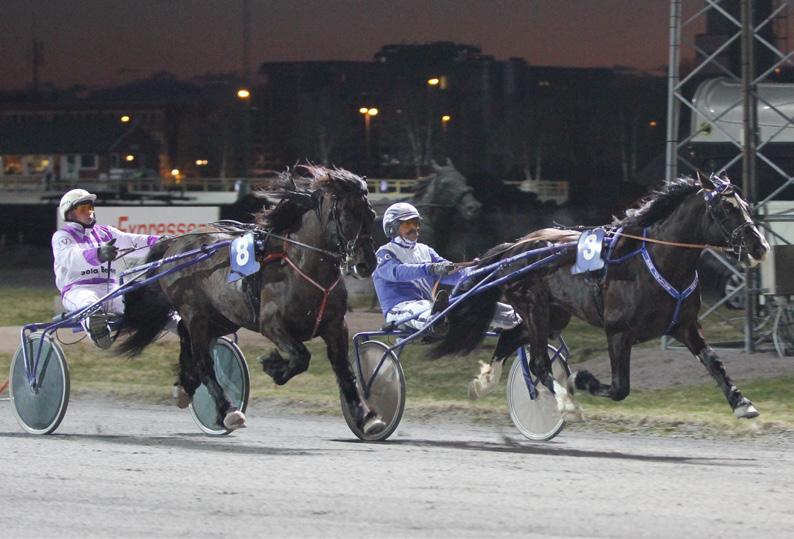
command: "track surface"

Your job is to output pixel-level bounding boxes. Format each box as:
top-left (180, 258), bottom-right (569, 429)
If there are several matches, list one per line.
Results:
top-left (1, 398), bottom-right (792, 538)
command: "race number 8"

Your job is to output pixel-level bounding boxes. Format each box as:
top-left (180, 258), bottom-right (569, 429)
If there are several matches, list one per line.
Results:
top-left (235, 239), bottom-right (250, 266)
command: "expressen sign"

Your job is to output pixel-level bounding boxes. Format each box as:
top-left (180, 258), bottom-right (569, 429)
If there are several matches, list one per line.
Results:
top-left (57, 206), bottom-right (220, 234)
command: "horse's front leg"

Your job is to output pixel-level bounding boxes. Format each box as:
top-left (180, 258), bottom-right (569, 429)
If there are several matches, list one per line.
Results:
top-left (572, 330), bottom-right (631, 401)
top-left (257, 316), bottom-right (311, 386)
top-left (673, 323), bottom-right (759, 418)
top-left (320, 317), bottom-right (385, 436)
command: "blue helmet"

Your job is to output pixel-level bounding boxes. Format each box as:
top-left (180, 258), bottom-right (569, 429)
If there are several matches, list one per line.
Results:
top-left (382, 202), bottom-right (422, 238)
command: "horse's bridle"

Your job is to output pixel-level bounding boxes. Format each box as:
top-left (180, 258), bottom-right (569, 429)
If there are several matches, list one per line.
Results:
top-left (703, 182), bottom-right (754, 258)
top-left (322, 189), bottom-right (374, 275)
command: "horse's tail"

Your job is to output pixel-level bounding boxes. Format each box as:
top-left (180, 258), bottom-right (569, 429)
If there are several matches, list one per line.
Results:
top-left (430, 248), bottom-right (509, 358)
top-left (116, 242), bottom-right (173, 357)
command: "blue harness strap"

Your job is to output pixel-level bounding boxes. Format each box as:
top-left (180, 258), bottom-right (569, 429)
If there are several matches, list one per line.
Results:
top-left (605, 227), bottom-right (698, 335)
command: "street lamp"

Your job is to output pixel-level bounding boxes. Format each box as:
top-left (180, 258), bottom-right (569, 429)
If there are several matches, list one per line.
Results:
top-left (359, 107), bottom-right (379, 165)
top-left (236, 88), bottom-right (251, 99)
top-left (120, 114), bottom-right (131, 123)
top-left (427, 77), bottom-right (440, 87)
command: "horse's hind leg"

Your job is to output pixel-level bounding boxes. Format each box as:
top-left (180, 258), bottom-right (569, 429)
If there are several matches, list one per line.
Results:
top-left (174, 320), bottom-right (200, 409)
top-left (674, 323), bottom-right (759, 418)
top-left (525, 300), bottom-right (578, 413)
top-left (469, 324), bottom-right (526, 400)
top-left (188, 318), bottom-right (245, 429)
top-left (321, 320), bottom-right (385, 436)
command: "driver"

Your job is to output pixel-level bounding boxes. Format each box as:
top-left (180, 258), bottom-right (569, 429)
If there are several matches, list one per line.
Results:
top-left (372, 201), bottom-right (520, 335)
top-left (52, 188), bottom-right (160, 349)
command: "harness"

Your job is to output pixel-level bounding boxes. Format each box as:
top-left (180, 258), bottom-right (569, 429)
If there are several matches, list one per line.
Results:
top-left (260, 249), bottom-right (342, 338)
top-left (605, 227), bottom-right (699, 335)
top-left (250, 189), bottom-right (370, 339)
top-left (600, 178), bottom-right (753, 335)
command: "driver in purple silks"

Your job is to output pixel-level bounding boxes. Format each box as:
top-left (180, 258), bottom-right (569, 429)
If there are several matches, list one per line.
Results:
top-left (51, 189), bottom-right (160, 349)
top-left (372, 202), bottom-right (521, 398)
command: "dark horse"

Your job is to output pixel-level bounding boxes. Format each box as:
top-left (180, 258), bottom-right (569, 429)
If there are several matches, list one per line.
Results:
top-left (435, 173), bottom-right (769, 419)
top-left (118, 166), bottom-right (385, 434)
top-left (411, 159), bottom-right (482, 258)
top-left (372, 159), bottom-right (482, 260)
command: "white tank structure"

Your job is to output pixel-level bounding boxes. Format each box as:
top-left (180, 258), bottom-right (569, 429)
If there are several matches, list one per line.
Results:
top-left (691, 77), bottom-right (794, 144)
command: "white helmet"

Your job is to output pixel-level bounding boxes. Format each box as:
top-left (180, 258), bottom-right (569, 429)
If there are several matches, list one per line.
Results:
top-left (383, 202), bottom-right (422, 237)
top-left (59, 189), bottom-right (97, 222)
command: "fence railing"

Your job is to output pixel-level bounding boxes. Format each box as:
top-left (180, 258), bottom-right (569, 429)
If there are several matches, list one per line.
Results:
top-left (0, 175), bottom-right (567, 202)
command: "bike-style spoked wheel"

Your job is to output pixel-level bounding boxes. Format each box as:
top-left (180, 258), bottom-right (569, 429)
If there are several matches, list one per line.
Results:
top-left (506, 344), bottom-right (569, 441)
top-left (773, 305), bottom-right (794, 358)
top-left (189, 337), bottom-right (250, 435)
top-left (341, 340), bottom-right (405, 442)
top-left (10, 333), bottom-right (70, 435)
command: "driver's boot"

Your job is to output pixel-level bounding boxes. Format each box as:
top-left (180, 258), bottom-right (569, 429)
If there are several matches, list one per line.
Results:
top-left (87, 312), bottom-right (113, 350)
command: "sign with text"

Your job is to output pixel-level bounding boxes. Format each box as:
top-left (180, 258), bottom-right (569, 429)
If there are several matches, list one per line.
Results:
top-left (57, 206), bottom-right (220, 235)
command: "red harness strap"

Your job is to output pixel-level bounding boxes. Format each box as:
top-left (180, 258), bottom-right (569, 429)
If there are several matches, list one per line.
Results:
top-left (261, 251), bottom-right (342, 338)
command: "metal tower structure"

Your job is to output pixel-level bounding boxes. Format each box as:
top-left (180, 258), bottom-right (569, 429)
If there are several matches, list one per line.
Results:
top-left (665, 0), bottom-right (794, 351)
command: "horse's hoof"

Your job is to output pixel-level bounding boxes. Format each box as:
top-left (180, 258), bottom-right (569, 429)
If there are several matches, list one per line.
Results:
top-left (734, 400), bottom-right (760, 419)
top-left (172, 385), bottom-right (192, 409)
top-left (223, 410), bottom-right (247, 430)
top-left (362, 416), bottom-right (386, 436)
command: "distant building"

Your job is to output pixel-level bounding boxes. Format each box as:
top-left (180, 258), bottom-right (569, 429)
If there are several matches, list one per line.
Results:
top-left (0, 103), bottom-right (163, 185)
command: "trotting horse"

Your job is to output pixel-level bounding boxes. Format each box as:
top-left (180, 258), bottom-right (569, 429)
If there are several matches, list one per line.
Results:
top-left (434, 173), bottom-right (769, 419)
top-left (118, 166), bottom-right (386, 434)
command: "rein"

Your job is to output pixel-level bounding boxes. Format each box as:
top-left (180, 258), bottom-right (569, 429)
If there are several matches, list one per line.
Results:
top-left (611, 231), bottom-right (732, 251)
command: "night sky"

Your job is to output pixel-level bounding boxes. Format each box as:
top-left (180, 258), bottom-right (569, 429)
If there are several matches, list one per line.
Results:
top-left (2, 0), bottom-right (694, 91)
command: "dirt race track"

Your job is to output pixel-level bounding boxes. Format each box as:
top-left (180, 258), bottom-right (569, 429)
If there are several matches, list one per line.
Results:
top-left (0, 397), bottom-right (793, 538)
top-left (2, 308), bottom-right (794, 538)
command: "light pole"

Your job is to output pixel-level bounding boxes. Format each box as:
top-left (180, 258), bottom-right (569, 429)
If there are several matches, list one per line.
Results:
top-left (359, 107), bottom-right (378, 167)
top-left (237, 87), bottom-right (252, 182)
top-left (425, 77), bottom-right (441, 165)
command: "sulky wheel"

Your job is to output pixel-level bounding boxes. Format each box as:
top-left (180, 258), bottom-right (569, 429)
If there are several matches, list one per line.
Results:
top-left (773, 305), bottom-right (794, 358)
top-left (10, 332), bottom-right (70, 435)
top-left (189, 336), bottom-right (250, 435)
top-left (341, 340), bottom-right (406, 442)
top-left (506, 344), bottom-right (569, 441)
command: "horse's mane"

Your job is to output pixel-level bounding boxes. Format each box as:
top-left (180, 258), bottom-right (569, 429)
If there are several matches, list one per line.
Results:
top-left (412, 174), bottom-right (434, 200)
top-left (252, 165), bottom-right (367, 233)
top-left (617, 176), bottom-right (700, 228)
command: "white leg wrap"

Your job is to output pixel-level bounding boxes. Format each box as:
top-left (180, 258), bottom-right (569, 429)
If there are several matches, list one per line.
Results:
top-left (552, 379), bottom-right (579, 413)
top-left (734, 402), bottom-right (760, 419)
top-left (468, 361), bottom-right (503, 400)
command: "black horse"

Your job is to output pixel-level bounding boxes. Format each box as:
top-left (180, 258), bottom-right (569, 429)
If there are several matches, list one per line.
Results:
top-left (372, 159), bottom-right (482, 260)
top-left (435, 173), bottom-right (769, 419)
top-left (119, 166), bottom-right (385, 434)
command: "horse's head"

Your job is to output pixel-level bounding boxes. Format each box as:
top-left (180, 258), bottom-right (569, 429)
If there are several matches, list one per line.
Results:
top-left (699, 172), bottom-right (769, 267)
top-left (423, 159), bottom-right (482, 221)
top-left (313, 169), bottom-right (377, 279)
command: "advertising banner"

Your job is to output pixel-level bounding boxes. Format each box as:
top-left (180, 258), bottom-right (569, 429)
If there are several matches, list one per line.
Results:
top-left (57, 206), bottom-right (220, 234)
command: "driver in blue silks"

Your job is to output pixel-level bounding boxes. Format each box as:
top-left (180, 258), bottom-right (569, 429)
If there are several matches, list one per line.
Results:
top-left (373, 201), bottom-right (520, 330)
top-left (373, 202), bottom-right (521, 397)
